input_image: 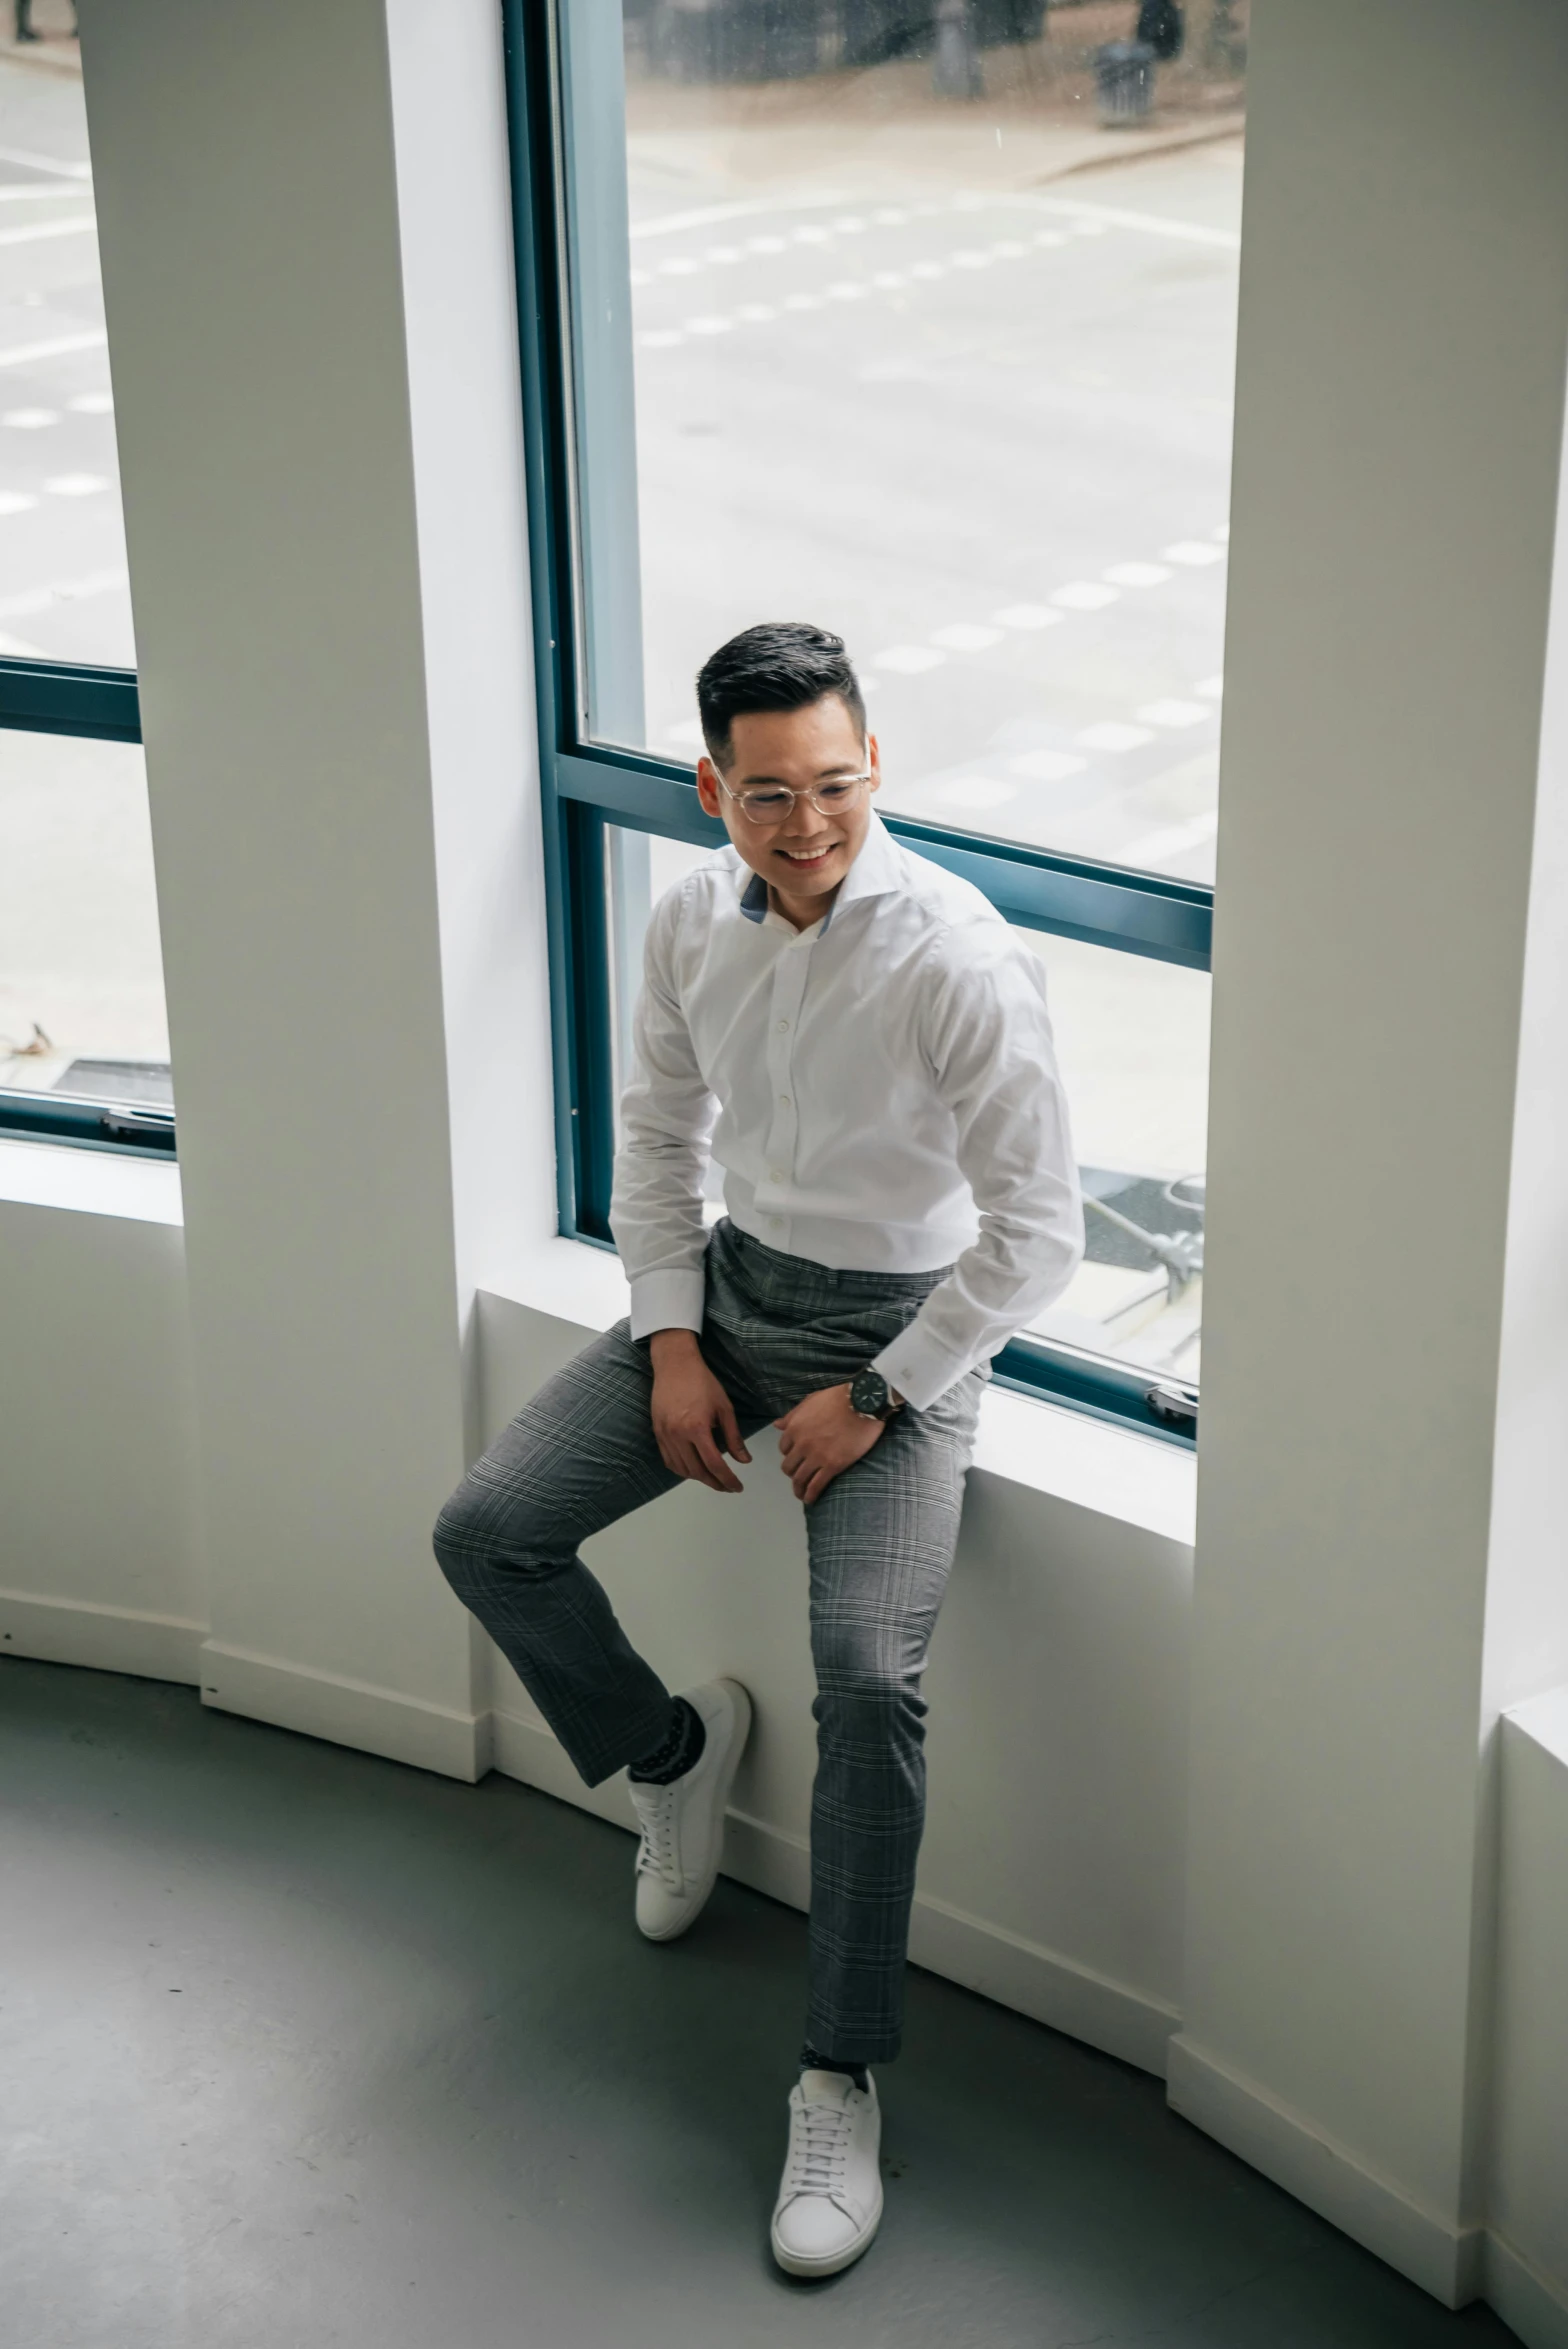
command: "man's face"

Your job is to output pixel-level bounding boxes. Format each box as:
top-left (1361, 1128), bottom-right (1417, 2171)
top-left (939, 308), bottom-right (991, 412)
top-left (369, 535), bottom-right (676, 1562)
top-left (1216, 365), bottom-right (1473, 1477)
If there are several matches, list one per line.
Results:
top-left (695, 694), bottom-right (880, 911)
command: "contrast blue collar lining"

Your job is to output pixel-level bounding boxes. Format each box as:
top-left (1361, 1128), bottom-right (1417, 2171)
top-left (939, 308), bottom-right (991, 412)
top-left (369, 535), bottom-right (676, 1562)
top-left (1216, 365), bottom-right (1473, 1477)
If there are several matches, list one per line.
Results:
top-left (735, 812), bottom-right (901, 930)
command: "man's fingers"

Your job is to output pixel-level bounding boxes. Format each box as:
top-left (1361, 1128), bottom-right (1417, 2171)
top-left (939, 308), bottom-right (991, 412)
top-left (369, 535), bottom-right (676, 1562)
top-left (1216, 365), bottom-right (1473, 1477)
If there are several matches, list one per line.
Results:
top-left (718, 1401), bottom-right (752, 1464)
top-left (694, 1426), bottom-right (744, 1494)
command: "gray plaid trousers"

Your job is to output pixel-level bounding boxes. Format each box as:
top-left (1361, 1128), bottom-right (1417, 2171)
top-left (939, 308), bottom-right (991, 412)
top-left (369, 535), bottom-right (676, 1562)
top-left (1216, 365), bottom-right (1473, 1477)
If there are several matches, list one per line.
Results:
top-left (433, 1219), bottom-right (984, 2065)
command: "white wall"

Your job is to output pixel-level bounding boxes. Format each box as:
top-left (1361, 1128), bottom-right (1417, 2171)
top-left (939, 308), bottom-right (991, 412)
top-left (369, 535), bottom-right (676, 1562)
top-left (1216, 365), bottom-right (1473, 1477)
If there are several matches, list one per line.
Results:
top-left (1174, 0), bottom-right (1568, 2315)
top-left (0, 1157), bottom-right (201, 1682)
top-left (1488, 1692), bottom-right (1568, 2349)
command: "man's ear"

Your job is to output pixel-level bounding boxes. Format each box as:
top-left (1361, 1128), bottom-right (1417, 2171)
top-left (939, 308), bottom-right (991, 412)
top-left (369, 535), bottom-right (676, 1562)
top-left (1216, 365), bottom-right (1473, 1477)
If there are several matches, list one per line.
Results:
top-left (696, 756), bottom-right (724, 817)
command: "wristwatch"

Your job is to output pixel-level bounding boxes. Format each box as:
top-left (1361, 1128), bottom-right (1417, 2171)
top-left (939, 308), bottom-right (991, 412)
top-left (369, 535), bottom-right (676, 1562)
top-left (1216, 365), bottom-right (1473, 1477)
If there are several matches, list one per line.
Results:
top-left (849, 1367), bottom-right (905, 1423)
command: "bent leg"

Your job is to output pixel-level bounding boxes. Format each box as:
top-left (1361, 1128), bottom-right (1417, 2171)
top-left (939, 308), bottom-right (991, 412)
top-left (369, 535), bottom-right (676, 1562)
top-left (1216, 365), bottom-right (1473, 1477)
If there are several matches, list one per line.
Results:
top-left (801, 1375), bottom-right (982, 2065)
top-left (434, 1320), bottom-right (686, 1786)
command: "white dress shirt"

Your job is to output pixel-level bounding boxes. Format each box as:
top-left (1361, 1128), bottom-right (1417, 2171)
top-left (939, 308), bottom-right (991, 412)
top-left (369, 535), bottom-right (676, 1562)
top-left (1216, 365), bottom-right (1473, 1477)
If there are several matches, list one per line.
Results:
top-left (610, 812), bottom-right (1085, 1413)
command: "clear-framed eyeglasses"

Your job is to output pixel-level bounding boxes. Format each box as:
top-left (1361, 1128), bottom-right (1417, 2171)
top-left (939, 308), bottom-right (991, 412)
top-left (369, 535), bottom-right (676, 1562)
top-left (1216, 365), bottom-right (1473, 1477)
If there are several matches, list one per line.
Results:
top-left (715, 766), bottom-right (874, 828)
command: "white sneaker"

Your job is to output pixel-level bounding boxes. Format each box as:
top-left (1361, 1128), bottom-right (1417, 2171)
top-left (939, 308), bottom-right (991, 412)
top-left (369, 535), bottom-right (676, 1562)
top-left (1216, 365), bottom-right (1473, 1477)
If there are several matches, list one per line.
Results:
top-left (770, 2069), bottom-right (884, 2278)
top-left (628, 1678), bottom-right (751, 1943)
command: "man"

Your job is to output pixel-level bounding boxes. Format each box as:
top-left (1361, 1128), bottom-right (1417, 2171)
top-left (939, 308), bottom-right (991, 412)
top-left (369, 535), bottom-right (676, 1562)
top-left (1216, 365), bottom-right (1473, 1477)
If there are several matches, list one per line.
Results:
top-left (434, 623), bottom-right (1082, 2277)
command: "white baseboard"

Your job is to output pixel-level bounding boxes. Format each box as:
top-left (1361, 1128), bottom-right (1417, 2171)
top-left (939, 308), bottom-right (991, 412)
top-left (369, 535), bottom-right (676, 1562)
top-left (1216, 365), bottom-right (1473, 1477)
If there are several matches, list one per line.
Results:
top-left (0, 1586), bottom-right (204, 1685)
top-left (199, 1641), bottom-right (492, 1782)
top-left (489, 1707), bottom-right (1178, 2077)
top-left (1486, 2234), bottom-right (1568, 2349)
top-left (1167, 2035), bottom-right (1484, 2306)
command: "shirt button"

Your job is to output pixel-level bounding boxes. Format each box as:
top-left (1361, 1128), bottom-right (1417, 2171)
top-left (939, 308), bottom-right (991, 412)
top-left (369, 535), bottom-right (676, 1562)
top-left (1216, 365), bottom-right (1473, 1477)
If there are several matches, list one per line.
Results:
top-left (769, 1216), bottom-right (783, 1228)
top-left (770, 1168), bottom-right (785, 1183)
top-left (776, 1019), bottom-right (790, 1032)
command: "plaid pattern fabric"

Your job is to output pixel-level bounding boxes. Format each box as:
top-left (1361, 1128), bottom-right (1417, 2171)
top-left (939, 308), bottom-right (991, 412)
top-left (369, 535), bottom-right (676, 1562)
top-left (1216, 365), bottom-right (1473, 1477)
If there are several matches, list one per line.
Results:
top-left (434, 1219), bottom-right (985, 2064)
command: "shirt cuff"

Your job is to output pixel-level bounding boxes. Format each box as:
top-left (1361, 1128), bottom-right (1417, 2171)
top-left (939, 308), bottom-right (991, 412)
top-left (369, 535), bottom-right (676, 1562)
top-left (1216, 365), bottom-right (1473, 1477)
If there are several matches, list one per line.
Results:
top-left (871, 1321), bottom-right (972, 1416)
top-left (628, 1266), bottom-right (707, 1343)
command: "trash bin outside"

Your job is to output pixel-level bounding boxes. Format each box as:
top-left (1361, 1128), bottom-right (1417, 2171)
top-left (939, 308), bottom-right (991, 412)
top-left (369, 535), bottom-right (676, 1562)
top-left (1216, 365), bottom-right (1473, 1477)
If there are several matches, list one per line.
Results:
top-left (1095, 38), bottom-right (1156, 124)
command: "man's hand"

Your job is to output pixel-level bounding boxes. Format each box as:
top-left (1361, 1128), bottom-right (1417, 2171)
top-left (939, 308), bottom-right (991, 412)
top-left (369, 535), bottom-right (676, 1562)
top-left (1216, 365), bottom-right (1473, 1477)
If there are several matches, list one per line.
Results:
top-left (774, 1383), bottom-right (888, 1505)
top-left (649, 1329), bottom-right (752, 1494)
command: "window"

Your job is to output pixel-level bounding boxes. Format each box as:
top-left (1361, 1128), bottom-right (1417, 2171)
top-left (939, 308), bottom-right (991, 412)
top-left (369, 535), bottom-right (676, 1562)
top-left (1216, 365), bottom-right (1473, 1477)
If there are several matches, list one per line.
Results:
top-left (509, 0), bottom-right (1246, 1441)
top-left (0, 42), bottom-right (171, 1160)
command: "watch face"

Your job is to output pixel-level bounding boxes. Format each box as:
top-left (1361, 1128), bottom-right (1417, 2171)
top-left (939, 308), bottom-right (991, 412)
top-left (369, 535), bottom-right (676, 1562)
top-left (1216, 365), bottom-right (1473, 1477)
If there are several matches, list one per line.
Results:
top-left (851, 1369), bottom-right (890, 1420)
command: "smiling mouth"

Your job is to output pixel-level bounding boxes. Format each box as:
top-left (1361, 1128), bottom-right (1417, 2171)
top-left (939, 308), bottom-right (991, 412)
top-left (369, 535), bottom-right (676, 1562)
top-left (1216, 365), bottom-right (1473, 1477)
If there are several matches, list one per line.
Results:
top-left (775, 843), bottom-right (840, 868)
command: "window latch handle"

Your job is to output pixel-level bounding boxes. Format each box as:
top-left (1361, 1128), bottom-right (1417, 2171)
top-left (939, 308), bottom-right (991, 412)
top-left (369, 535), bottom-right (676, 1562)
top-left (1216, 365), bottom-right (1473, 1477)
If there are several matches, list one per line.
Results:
top-left (1146, 1381), bottom-right (1198, 1434)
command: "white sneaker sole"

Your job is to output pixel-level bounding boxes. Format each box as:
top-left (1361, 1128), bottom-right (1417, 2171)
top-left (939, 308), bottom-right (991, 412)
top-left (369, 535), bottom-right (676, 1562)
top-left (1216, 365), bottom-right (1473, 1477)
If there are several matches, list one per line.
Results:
top-left (770, 2184), bottom-right (884, 2279)
top-left (637, 1677), bottom-right (752, 1944)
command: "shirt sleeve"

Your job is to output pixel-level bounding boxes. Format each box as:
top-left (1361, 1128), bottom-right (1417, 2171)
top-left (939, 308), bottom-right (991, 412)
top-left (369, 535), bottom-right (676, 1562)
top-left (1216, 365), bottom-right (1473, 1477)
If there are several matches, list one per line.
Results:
top-left (870, 929), bottom-right (1085, 1412)
top-left (609, 884), bottom-right (718, 1341)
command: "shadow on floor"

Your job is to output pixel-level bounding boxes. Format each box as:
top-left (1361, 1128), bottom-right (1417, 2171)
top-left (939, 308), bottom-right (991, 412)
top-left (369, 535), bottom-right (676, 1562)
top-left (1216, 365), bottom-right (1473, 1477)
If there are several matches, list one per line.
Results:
top-left (0, 1656), bottom-right (1520, 2349)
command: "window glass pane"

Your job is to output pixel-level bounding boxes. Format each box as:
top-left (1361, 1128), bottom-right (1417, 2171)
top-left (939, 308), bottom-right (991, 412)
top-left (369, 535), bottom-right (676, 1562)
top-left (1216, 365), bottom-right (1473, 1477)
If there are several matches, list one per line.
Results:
top-left (605, 826), bottom-right (1206, 1383)
top-left (1014, 927), bottom-right (1206, 1385)
top-left (0, 40), bottom-right (133, 668)
top-left (0, 731), bottom-right (171, 1109)
top-left (560, 2), bottom-right (1245, 882)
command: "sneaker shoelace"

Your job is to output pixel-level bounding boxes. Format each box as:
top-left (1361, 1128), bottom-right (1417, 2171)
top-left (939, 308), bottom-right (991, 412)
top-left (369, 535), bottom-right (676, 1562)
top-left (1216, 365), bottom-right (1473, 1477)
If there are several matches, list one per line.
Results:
top-left (784, 2099), bottom-right (855, 2199)
top-left (632, 1784), bottom-right (679, 1888)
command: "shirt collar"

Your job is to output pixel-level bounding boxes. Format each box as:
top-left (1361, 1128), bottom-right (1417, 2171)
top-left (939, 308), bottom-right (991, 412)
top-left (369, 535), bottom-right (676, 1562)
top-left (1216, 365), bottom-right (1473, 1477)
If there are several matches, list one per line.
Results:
top-left (735, 811), bottom-right (903, 930)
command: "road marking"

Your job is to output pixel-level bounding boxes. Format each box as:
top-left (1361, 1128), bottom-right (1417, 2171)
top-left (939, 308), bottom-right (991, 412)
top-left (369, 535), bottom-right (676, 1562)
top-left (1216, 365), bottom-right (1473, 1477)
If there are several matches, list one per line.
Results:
top-left (0, 491), bottom-right (38, 516)
top-left (1008, 749), bottom-right (1086, 782)
top-left (0, 146), bottom-right (91, 180)
top-left (2, 406), bottom-right (57, 428)
top-left (0, 563), bottom-right (128, 619)
top-left (872, 209), bottom-right (909, 226)
top-left (1164, 540), bottom-right (1225, 565)
top-left (909, 260), bottom-right (946, 278)
top-left (0, 328), bottom-right (108, 372)
top-left (1194, 673), bottom-right (1224, 698)
top-left (748, 235), bottom-right (787, 253)
top-left (1123, 808), bottom-right (1219, 865)
top-left (44, 472), bottom-right (108, 496)
top-left (685, 316), bottom-right (731, 336)
top-left (1077, 721), bottom-right (1155, 751)
top-left (827, 281), bottom-right (865, 301)
top-left (69, 391), bottom-right (113, 414)
top-left (0, 216), bottom-right (96, 250)
top-left (659, 256), bottom-right (699, 275)
top-left (1105, 560), bottom-right (1171, 587)
top-left (638, 329), bottom-right (682, 349)
top-left (1053, 581), bottom-right (1119, 611)
top-left (933, 775), bottom-right (1019, 811)
top-left (0, 183), bottom-right (92, 203)
top-left (931, 623), bottom-right (1002, 651)
top-left (704, 244), bottom-right (742, 264)
top-left (874, 644), bottom-right (946, 674)
top-left (991, 604), bottom-right (1062, 631)
top-left (1036, 197), bottom-right (1240, 251)
top-left (1137, 698), bottom-right (1211, 728)
top-left (630, 195), bottom-right (845, 241)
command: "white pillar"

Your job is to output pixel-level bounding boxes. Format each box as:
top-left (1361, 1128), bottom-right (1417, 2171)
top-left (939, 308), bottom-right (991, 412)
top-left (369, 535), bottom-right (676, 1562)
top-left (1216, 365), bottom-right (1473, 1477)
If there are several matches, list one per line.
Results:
top-left (1174, 0), bottom-right (1568, 2305)
top-left (77, 0), bottom-right (549, 1773)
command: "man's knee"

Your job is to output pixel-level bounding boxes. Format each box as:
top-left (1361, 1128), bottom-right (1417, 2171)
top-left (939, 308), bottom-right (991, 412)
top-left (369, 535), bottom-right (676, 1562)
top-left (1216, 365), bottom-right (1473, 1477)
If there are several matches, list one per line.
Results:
top-left (431, 1476), bottom-right (560, 1601)
top-left (811, 1618), bottom-right (927, 1735)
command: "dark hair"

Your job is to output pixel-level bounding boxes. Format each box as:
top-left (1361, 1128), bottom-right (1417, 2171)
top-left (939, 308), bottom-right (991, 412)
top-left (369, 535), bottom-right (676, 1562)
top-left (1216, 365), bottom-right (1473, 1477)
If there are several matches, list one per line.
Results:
top-left (696, 622), bottom-right (866, 770)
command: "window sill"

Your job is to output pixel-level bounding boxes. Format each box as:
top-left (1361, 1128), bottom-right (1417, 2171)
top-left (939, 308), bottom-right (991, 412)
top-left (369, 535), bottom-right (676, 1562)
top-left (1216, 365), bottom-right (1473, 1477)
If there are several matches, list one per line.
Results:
top-left (481, 1237), bottom-right (1196, 1550)
top-left (0, 1133), bottom-right (184, 1227)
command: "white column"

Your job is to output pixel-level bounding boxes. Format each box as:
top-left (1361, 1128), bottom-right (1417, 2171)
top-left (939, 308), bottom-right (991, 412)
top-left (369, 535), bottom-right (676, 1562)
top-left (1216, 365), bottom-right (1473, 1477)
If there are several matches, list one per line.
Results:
top-left (1174, 0), bottom-right (1568, 2306)
top-left (77, 0), bottom-right (549, 1773)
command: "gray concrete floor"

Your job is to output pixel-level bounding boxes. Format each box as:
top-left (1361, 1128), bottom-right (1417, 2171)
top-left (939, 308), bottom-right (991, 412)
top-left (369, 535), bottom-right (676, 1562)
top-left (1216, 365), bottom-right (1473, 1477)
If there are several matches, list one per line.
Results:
top-left (1, 1655), bottom-right (1521, 2349)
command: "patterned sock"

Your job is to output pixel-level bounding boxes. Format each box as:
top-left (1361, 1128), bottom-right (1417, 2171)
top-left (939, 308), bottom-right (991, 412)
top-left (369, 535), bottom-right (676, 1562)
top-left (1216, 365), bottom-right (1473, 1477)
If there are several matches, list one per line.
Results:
top-left (627, 1695), bottom-right (706, 1785)
top-left (799, 2044), bottom-right (870, 2093)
